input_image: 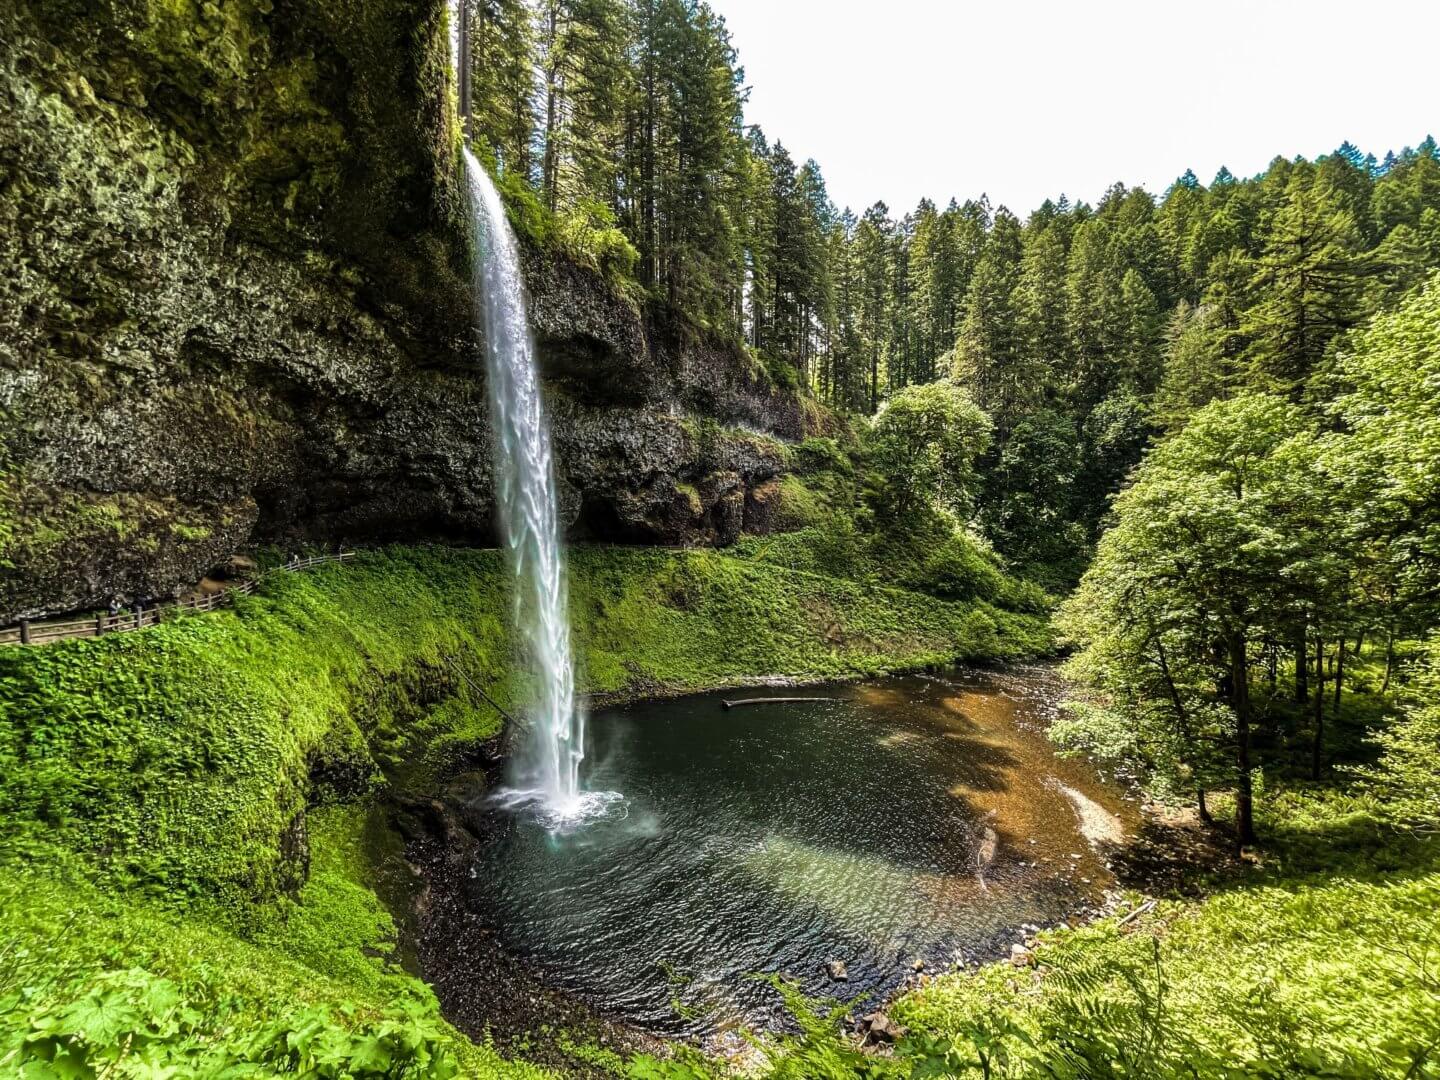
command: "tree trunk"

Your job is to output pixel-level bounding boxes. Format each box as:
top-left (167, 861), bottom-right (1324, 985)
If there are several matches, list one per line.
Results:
top-left (1228, 633), bottom-right (1257, 847)
top-left (1158, 637), bottom-right (1206, 813)
top-left (1311, 635), bottom-right (1326, 781)
top-left (640, 1), bottom-right (656, 287)
top-left (1293, 626), bottom-right (1308, 703)
top-left (1333, 637), bottom-right (1345, 715)
top-left (456, 0), bottom-right (472, 130)
top-left (542, 83), bottom-right (559, 211)
top-left (541, 2), bottom-right (560, 213)
top-left (870, 347), bottom-right (879, 413)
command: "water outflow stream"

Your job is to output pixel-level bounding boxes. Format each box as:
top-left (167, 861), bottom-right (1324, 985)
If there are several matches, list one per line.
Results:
top-left (463, 151), bottom-right (611, 824)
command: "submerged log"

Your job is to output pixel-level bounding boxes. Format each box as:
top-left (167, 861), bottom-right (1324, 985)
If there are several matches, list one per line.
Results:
top-left (720, 696), bottom-right (838, 710)
top-left (975, 809), bottom-right (999, 892)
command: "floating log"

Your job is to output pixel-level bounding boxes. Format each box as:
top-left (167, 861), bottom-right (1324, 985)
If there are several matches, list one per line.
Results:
top-left (721, 696), bottom-right (837, 710)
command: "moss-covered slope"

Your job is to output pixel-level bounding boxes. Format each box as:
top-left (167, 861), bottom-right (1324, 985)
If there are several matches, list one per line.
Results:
top-left (0, 545), bottom-right (1048, 902)
top-left (0, 543), bottom-right (1045, 1076)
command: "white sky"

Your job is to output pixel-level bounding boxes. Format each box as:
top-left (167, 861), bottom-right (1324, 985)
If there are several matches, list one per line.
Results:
top-left (713, 0), bottom-right (1440, 218)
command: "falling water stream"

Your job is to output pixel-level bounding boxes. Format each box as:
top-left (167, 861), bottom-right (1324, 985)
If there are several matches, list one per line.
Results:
top-left (462, 148), bottom-right (618, 825)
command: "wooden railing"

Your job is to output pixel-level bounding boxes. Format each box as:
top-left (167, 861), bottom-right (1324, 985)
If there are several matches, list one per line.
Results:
top-left (0, 552), bottom-right (357, 647)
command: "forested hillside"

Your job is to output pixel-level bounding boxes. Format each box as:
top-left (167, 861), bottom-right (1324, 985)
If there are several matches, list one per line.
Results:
top-left (1057, 277), bottom-right (1440, 839)
top-left (465, 0), bottom-right (1440, 582)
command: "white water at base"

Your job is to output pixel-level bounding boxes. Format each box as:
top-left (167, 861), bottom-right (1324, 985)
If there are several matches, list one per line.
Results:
top-left (462, 149), bottom-right (618, 827)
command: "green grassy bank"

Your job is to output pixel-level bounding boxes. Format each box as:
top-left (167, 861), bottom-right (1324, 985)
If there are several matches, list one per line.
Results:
top-left (880, 793), bottom-right (1440, 1079)
top-left (0, 544), bottom-right (1049, 1077)
top-left (2, 545), bottom-right (1434, 1078)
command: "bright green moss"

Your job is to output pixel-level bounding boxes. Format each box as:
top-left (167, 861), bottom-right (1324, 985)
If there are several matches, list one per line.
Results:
top-left (678, 416), bottom-right (793, 470)
top-left (0, 543), bottom-right (1046, 902)
top-left (770, 474), bottom-right (829, 530)
top-left (672, 482), bottom-right (704, 517)
top-left (570, 546), bottom-right (1049, 697)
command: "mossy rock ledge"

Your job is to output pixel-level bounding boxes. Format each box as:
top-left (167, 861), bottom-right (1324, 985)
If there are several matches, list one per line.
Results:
top-left (0, 0), bottom-right (824, 621)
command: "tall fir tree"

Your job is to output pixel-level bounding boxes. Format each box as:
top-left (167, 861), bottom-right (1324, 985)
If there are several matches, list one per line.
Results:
top-left (1242, 165), bottom-right (1368, 396)
top-left (466, 0), bottom-right (536, 177)
top-left (953, 209), bottom-right (1027, 429)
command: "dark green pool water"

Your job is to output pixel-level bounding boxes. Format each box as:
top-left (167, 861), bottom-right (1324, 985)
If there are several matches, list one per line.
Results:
top-left (464, 669), bottom-right (1133, 1039)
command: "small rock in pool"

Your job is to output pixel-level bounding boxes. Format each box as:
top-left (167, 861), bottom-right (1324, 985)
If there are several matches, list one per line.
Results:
top-left (860, 1011), bottom-right (906, 1044)
top-left (826, 959), bottom-right (848, 981)
top-left (911, 957), bottom-right (925, 971)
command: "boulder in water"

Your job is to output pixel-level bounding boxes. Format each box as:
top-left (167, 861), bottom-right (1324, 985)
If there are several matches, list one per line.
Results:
top-left (826, 959), bottom-right (849, 981)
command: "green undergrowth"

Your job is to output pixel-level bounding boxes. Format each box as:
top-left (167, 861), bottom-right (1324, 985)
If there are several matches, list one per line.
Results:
top-left (881, 800), bottom-right (1440, 1078)
top-left (733, 519), bottom-right (1049, 614)
top-left (571, 546), bottom-right (1049, 696)
top-left (0, 805), bottom-right (546, 1078)
top-left (0, 547), bottom-right (513, 905)
top-left (0, 543), bottom-right (1047, 1076)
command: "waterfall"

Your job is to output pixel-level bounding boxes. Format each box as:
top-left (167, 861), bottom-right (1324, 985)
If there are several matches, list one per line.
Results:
top-left (465, 161), bottom-right (628, 826)
top-left (464, 151), bottom-right (610, 824)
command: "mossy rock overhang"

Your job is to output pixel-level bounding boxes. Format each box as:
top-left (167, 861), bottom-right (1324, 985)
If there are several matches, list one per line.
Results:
top-left (10, 0), bottom-right (472, 343)
top-left (0, 0), bottom-right (831, 622)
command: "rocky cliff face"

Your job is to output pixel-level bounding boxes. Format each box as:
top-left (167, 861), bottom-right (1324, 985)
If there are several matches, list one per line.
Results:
top-left (0, 0), bottom-right (822, 622)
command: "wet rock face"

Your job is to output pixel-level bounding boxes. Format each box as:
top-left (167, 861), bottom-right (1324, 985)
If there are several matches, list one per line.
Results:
top-left (0, 0), bottom-right (816, 621)
top-left (276, 811), bottom-right (311, 901)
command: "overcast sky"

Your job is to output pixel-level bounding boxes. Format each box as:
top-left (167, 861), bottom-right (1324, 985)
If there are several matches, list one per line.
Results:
top-left (713, 0), bottom-right (1440, 218)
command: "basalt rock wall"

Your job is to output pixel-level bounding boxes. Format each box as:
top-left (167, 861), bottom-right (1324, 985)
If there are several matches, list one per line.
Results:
top-left (0, 0), bottom-right (824, 621)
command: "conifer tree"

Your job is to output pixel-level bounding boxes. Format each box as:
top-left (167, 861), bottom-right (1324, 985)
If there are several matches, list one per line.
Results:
top-left (1154, 300), bottom-right (1227, 430)
top-left (854, 203), bottom-right (894, 411)
top-left (467, 0), bottom-right (536, 176)
top-left (536, 0), bottom-right (630, 214)
top-left (1242, 166), bottom-right (1368, 395)
top-left (826, 207), bottom-right (869, 412)
top-left (953, 209), bottom-right (1027, 429)
top-left (1013, 222), bottom-right (1069, 391)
